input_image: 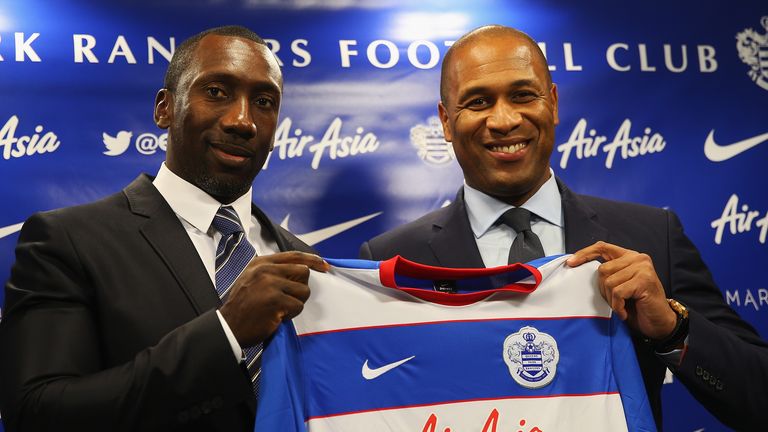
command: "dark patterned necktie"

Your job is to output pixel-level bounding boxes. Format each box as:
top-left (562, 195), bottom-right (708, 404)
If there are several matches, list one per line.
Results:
top-left (212, 206), bottom-right (262, 395)
top-left (500, 207), bottom-right (546, 264)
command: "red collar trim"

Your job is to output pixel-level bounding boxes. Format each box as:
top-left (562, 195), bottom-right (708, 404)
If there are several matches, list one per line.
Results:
top-left (378, 256), bottom-right (542, 306)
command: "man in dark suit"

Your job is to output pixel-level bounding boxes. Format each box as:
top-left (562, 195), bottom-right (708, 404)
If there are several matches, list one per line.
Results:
top-left (0, 26), bottom-right (327, 431)
top-left (360, 25), bottom-right (768, 430)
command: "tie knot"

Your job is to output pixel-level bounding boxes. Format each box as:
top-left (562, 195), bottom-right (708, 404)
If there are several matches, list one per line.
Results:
top-left (212, 206), bottom-right (245, 237)
top-left (499, 207), bottom-right (534, 233)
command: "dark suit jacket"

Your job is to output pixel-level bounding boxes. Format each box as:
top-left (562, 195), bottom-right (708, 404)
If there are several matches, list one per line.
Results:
top-left (0, 174), bottom-right (315, 432)
top-left (360, 179), bottom-right (768, 431)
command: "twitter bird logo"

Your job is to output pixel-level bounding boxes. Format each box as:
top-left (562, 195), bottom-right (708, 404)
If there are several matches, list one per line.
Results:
top-left (102, 131), bottom-right (132, 156)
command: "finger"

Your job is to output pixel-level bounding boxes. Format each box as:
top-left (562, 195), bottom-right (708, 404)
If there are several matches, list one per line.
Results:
top-left (567, 241), bottom-right (631, 267)
top-left (610, 291), bottom-right (628, 321)
top-left (597, 252), bottom-right (641, 285)
top-left (601, 262), bottom-right (641, 297)
top-left (252, 251), bottom-right (329, 272)
top-left (597, 273), bottom-right (608, 304)
top-left (280, 279), bottom-right (311, 303)
top-left (600, 253), bottom-right (660, 297)
top-left (279, 295), bottom-right (307, 321)
top-left (279, 263), bottom-right (312, 284)
top-left (244, 262), bottom-right (312, 284)
top-left (597, 257), bottom-right (642, 315)
top-left (600, 274), bottom-right (631, 321)
top-left (567, 243), bottom-right (607, 267)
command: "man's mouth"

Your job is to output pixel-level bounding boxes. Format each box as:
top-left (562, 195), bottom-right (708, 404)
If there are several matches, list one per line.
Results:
top-left (209, 141), bottom-right (254, 165)
top-left (487, 140), bottom-right (530, 154)
top-left (210, 141), bottom-right (253, 158)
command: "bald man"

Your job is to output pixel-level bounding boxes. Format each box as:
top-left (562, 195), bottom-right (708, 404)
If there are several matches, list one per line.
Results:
top-left (360, 25), bottom-right (768, 430)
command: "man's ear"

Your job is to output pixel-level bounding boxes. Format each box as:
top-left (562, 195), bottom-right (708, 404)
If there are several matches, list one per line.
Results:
top-left (550, 83), bottom-right (559, 126)
top-left (437, 101), bottom-right (453, 142)
top-left (154, 89), bottom-right (173, 129)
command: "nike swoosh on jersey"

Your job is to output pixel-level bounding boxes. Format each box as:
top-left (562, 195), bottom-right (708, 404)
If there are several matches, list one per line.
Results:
top-left (704, 130), bottom-right (768, 162)
top-left (281, 211), bottom-right (382, 246)
top-left (0, 222), bottom-right (24, 239)
top-left (362, 355), bottom-right (416, 380)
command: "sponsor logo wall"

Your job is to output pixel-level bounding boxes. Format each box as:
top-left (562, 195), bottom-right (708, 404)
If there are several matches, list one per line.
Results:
top-left (0, 1), bottom-right (765, 430)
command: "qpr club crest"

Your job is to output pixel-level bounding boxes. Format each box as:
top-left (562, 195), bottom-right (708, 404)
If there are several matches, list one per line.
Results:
top-left (736, 16), bottom-right (768, 91)
top-left (410, 116), bottom-right (455, 165)
top-left (503, 326), bottom-right (559, 389)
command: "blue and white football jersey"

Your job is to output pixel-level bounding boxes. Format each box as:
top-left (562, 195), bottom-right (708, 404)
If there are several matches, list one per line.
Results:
top-left (255, 255), bottom-right (656, 432)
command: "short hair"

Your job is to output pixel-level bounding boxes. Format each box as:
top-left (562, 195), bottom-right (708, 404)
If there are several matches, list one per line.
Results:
top-left (440, 25), bottom-right (552, 104)
top-left (163, 25), bottom-right (267, 92)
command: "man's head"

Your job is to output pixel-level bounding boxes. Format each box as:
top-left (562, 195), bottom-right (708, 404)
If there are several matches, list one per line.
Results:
top-left (438, 25), bottom-right (558, 206)
top-left (154, 25), bottom-right (282, 204)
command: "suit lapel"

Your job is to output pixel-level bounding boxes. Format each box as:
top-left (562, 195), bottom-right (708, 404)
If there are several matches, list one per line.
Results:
top-left (124, 174), bottom-right (220, 314)
top-left (558, 179), bottom-right (610, 253)
top-left (429, 190), bottom-right (486, 268)
top-left (251, 203), bottom-right (290, 252)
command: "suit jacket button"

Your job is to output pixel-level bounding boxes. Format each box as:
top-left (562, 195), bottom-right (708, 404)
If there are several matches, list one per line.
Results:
top-left (696, 366), bottom-right (703, 376)
top-left (709, 375), bottom-right (718, 385)
top-left (189, 405), bottom-right (202, 420)
top-left (202, 400), bottom-right (213, 414)
top-left (716, 380), bottom-right (724, 391)
top-left (178, 411), bottom-right (190, 424)
top-left (702, 370), bottom-right (710, 381)
top-left (213, 396), bottom-right (224, 409)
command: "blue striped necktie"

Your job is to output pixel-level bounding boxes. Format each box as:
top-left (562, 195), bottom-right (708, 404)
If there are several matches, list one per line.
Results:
top-left (212, 206), bottom-right (262, 395)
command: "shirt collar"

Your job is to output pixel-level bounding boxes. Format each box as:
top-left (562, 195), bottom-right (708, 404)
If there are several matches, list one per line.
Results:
top-left (153, 163), bottom-right (253, 234)
top-left (463, 168), bottom-right (563, 238)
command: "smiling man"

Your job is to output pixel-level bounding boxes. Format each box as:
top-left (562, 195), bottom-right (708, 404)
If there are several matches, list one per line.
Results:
top-left (360, 25), bottom-right (768, 430)
top-left (438, 28), bottom-right (558, 208)
top-left (0, 26), bottom-right (326, 432)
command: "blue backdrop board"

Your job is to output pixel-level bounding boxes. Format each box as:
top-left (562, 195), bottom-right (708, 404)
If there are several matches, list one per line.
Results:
top-left (0, 1), bottom-right (766, 430)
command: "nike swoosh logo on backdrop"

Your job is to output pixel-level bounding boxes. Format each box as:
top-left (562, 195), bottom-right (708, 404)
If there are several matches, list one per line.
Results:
top-left (362, 355), bottom-right (415, 380)
top-left (0, 222), bottom-right (23, 239)
top-left (281, 212), bottom-right (382, 246)
top-left (704, 130), bottom-right (768, 162)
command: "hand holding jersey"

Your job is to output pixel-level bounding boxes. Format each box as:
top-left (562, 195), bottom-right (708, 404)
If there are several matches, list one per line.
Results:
top-left (221, 252), bottom-right (329, 346)
top-left (567, 242), bottom-right (678, 341)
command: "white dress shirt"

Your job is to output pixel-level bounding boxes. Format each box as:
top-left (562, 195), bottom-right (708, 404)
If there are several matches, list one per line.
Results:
top-left (463, 169), bottom-right (564, 267)
top-left (153, 163), bottom-right (279, 361)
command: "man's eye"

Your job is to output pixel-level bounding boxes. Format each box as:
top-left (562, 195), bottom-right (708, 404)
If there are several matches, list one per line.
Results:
top-left (254, 97), bottom-right (274, 107)
top-left (206, 87), bottom-right (225, 98)
top-left (468, 97), bottom-right (489, 108)
top-left (512, 92), bottom-right (537, 103)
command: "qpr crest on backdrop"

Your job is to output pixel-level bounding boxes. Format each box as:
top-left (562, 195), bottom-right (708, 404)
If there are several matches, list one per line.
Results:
top-left (736, 16), bottom-right (768, 91)
top-left (410, 116), bottom-right (455, 165)
top-left (503, 326), bottom-right (560, 389)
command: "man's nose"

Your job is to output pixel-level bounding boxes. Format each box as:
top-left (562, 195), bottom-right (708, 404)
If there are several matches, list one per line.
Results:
top-left (220, 96), bottom-right (257, 138)
top-left (486, 100), bottom-right (523, 135)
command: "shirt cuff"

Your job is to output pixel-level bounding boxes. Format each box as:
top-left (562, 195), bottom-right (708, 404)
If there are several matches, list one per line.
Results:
top-left (216, 309), bottom-right (246, 362)
top-left (655, 335), bottom-right (689, 367)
